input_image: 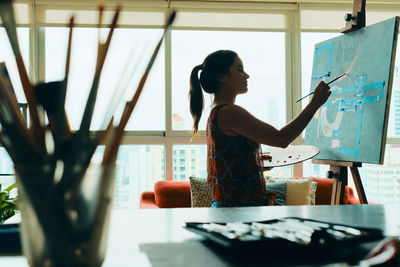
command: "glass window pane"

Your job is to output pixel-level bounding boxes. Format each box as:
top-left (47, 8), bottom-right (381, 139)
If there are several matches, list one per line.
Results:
top-left (45, 27), bottom-right (165, 131)
top-left (93, 145), bottom-right (165, 209)
top-left (0, 28), bottom-right (29, 190)
top-left (302, 160), bottom-right (330, 178)
top-left (174, 12), bottom-right (287, 30)
top-left (301, 32), bottom-right (340, 110)
top-left (300, 9), bottom-right (351, 31)
top-left (361, 144), bottom-right (400, 204)
top-left (171, 30), bottom-right (286, 131)
top-left (387, 36), bottom-right (400, 138)
top-left (0, 148), bottom-right (15, 189)
top-left (172, 145), bottom-right (206, 181)
top-left (0, 28), bottom-right (30, 103)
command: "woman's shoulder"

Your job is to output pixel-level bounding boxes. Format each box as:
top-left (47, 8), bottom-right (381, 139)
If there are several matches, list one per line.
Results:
top-left (214, 104), bottom-right (252, 130)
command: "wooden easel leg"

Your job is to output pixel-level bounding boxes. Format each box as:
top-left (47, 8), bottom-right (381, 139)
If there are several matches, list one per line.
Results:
top-left (329, 166), bottom-right (347, 205)
top-left (331, 179), bottom-right (338, 205)
top-left (350, 166), bottom-right (368, 204)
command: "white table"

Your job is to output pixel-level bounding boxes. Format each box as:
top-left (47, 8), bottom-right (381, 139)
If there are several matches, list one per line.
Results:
top-left (2, 204), bottom-right (400, 266)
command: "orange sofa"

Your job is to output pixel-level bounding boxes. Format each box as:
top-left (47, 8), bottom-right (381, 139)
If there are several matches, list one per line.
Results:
top-left (140, 177), bottom-right (361, 209)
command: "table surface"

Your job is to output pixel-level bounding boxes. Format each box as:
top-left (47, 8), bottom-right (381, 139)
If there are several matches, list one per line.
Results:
top-left (1, 204), bottom-right (400, 266)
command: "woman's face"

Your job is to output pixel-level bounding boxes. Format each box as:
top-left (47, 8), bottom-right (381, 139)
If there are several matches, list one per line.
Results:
top-left (223, 56), bottom-right (250, 95)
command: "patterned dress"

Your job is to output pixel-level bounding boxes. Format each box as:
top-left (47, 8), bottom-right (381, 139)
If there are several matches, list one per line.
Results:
top-left (207, 104), bottom-right (267, 206)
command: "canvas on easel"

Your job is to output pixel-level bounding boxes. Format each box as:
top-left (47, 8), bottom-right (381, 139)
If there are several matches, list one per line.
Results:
top-left (304, 11), bottom-right (399, 205)
top-left (305, 17), bottom-right (399, 165)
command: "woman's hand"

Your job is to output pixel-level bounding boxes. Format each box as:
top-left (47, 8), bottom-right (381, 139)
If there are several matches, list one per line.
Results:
top-left (261, 154), bottom-right (273, 171)
top-left (310, 81), bottom-right (331, 108)
top-left (359, 238), bottom-right (400, 266)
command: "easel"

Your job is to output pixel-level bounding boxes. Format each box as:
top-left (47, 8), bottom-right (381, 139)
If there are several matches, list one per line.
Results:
top-left (312, 160), bottom-right (368, 205)
top-left (312, 0), bottom-right (368, 205)
top-left (341, 0), bottom-right (366, 33)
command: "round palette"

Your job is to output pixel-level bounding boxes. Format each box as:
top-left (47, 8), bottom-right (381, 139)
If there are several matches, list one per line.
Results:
top-left (262, 145), bottom-right (320, 168)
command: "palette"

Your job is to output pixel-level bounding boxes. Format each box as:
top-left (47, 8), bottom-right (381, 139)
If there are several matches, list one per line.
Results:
top-left (262, 145), bottom-right (320, 168)
top-left (184, 217), bottom-right (383, 252)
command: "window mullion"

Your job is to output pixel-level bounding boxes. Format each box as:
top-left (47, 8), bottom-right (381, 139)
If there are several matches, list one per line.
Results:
top-left (165, 26), bottom-right (173, 181)
top-left (287, 8), bottom-right (303, 177)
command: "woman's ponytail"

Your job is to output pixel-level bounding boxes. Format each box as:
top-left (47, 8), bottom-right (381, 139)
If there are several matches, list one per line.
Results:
top-left (189, 64), bottom-right (204, 136)
top-left (188, 50), bottom-right (237, 137)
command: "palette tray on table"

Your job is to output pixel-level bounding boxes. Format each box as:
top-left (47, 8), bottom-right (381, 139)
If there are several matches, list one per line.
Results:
top-left (184, 217), bottom-right (384, 252)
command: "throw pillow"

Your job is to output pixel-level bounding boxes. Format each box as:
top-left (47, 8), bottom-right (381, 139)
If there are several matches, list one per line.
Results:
top-left (266, 182), bottom-right (287, 206)
top-left (189, 177), bottom-right (212, 207)
top-left (189, 177), bottom-right (288, 207)
top-left (310, 181), bottom-right (318, 205)
top-left (268, 177), bottom-right (314, 205)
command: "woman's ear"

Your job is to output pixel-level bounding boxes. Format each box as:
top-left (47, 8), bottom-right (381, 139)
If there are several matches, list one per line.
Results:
top-left (218, 74), bottom-right (228, 83)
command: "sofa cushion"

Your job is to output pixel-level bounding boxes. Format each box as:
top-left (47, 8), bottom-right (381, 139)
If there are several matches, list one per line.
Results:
top-left (189, 177), bottom-right (212, 207)
top-left (140, 191), bottom-right (158, 209)
top-left (303, 177), bottom-right (359, 205)
top-left (310, 181), bottom-right (317, 205)
top-left (268, 177), bottom-right (316, 205)
top-left (154, 181), bottom-right (191, 208)
top-left (266, 181), bottom-right (287, 206)
top-left (189, 177), bottom-right (287, 207)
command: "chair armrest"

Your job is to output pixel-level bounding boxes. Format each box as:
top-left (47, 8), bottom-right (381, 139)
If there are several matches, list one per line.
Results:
top-left (140, 191), bottom-right (159, 209)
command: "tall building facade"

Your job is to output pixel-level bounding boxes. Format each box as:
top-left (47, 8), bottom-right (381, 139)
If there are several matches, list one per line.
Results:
top-left (112, 146), bottom-right (165, 209)
top-left (112, 113), bottom-right (207, 209)
top-left (173, 145), bottom-right (207, 181)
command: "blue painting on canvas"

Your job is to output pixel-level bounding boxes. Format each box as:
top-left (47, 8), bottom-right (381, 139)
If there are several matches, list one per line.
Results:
top-left (304, 17), bottom-right (399, 164)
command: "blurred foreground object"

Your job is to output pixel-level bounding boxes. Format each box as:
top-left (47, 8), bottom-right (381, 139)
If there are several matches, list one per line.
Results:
top-left (0, 1), bottom-right (176, 266)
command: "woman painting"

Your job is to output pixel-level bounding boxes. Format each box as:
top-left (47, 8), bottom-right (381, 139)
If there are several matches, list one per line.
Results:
top-left (189, 50), bottom-right (331, 207)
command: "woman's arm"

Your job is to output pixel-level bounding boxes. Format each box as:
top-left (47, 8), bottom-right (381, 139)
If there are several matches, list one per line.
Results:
top-left (217, 81), bottom-right (331, 148)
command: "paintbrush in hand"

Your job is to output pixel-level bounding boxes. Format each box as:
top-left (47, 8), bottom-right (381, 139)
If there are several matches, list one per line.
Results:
top-left (296, 72), bottom-right (347, 102)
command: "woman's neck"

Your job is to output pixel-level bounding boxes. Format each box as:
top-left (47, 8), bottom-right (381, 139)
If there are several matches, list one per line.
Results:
top-left (213, 92), bottom-right (236, 107)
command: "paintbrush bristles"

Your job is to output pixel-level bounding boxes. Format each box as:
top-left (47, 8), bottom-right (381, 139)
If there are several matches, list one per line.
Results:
top-left (167, 11), bottom-right (176, 27)
top-left (64, 16), bottom-right (74, 79)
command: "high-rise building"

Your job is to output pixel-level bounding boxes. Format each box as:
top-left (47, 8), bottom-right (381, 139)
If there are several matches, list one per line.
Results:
top-left (112, 146), bottom-right (165, 209)
top-left (173, 113), bottom-right (185, 130)
top-left (173, 145), bottom-right (207, 181)
top-left (388, 66), bottom-right (400, 136)
top-left (359, 66), bottom-right (400, 204)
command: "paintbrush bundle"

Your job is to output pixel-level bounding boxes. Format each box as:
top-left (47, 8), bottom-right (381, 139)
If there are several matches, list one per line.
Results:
top-left (0, 1), bottom-right (176, 265)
